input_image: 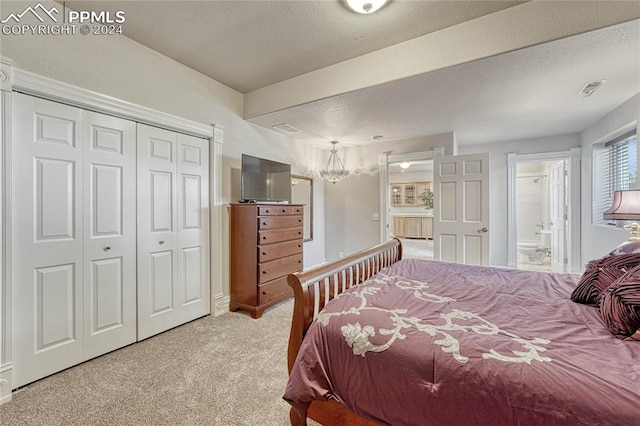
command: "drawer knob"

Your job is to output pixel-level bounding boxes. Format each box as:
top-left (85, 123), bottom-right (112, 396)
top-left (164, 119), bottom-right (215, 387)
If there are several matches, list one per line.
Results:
top-left (298, 219), bottom-right (302, 223)
top-left (262, 252), bottom-right (267, 256)
top-left (281, 209), bottom-right (286, 212)
top-left (159, 240), bottom-right (165, 245)
top-left (298, 244), bottom-right (302, 248)
top-left (298, 231), bottom-right (302, 235)
top-left (262, 271), bottom-right (267, 274)
top-left (262, 291), bottom-right (267, 295)
top-left (262, 236), bottom-right (267, 240)
top-left (103, 246), bottom-right (111, 252)
top-left (263, 222), bottom-right (267, 225)
top-left (298, 260), bottom-right (302, 263)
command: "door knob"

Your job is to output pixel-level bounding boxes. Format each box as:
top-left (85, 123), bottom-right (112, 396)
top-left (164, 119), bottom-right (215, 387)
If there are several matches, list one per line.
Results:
top-left (477, 227), bottom-right (488, 233)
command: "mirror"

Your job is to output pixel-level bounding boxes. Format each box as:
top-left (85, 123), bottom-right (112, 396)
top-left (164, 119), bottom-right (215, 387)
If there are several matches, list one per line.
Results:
top-left (291, 175), bottom-right (313, 241)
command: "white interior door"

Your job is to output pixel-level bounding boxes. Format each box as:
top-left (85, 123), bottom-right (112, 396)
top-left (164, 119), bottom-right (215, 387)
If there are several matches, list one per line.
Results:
top-left (433, 153), bottom-right (490, 266)
top-left (550, 161), bottom-right (566, 273)
top-left (82, 111), bottom-right (137, 359)
top-left (176, 133), bottom-right (210, 324)
top-left (137, 124), bottom-right (179, 340)
top-left (12, 94), bottom-right (84, 387)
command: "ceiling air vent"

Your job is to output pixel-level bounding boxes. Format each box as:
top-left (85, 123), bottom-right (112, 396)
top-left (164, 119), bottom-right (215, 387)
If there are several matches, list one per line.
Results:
top-left (272, 123), bottom-right (301, 134)
top-left (578, 80), bottom-right (606, 98)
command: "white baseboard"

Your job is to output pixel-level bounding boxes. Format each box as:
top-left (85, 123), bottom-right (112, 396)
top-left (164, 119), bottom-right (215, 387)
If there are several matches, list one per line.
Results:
top-left (0, 363), bottom-right (12, 405)
top-left (213, 294), bottom-right (230, 317)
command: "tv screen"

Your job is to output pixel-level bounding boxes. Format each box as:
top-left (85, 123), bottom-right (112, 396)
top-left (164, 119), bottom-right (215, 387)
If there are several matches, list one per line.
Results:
top-left (241, 154), bottom-right (291, 202)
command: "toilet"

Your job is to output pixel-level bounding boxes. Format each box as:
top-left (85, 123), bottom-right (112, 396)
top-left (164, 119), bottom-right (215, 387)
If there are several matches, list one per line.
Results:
top-left (517, 230), bottom-right (551, 264)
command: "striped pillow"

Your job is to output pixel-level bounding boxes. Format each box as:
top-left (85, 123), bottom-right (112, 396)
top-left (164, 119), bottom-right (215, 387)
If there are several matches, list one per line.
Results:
top-left (599, 265), bottom-right (640, 341)
top-left (571, 253), bottom-right (640, 306)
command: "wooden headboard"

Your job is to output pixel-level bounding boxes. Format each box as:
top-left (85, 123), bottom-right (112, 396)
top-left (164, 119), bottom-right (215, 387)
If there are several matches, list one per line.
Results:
top-left (286, 238), bottom-right (403, 372)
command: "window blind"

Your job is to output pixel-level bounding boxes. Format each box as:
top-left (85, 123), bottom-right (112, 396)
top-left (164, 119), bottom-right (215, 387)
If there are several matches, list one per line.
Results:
top-left (593, 131), bottom-right (637, 225)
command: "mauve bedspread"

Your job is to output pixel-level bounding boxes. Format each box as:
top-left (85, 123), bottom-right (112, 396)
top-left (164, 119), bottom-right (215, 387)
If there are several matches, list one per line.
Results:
top-left (283, 259), bottom-right (640, 426)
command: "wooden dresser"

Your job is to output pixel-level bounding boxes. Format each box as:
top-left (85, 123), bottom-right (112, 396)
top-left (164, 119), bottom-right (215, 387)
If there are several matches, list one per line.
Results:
top-left (230, 203), bottom-right (304, 318)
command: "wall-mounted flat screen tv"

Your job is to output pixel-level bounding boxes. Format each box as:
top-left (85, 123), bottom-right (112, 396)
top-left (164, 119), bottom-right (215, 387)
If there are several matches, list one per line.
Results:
top-left (241, 154), bottom-right (291, 202)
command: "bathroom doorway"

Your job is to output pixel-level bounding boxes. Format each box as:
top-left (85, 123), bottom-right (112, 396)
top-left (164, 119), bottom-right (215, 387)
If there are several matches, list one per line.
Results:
top-left (508, 148), bottom-right (581, 274)
top-left (515, 161), bottom-right (562, 272)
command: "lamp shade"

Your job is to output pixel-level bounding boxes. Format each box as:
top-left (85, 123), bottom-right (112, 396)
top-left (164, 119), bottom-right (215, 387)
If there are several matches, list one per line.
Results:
top-left (603, 190), bottom-right (640, 220)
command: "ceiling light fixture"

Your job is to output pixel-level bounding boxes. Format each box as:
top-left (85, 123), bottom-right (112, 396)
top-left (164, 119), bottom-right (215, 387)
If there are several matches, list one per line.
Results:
top-left (343, 0), bottom-right (390, 14)
top-left (320, 141), bottom-right (349, 184)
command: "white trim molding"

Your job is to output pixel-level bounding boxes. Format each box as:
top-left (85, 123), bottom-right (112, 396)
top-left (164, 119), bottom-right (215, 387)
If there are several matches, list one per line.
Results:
top-left (507, 148), bottom-right (582, 273)
top-left (0, 362), bottom-right (12, 404)
top-left (378, 151), bottom-right (391, 243)
top-left (0, 56), bottom-right (12, 404)
top-left (211, 125), bottom-right (229, 316)
top-left (379, 149), bottom-right (439, 244)
top-left (12, 69), bottom-right (213, 139)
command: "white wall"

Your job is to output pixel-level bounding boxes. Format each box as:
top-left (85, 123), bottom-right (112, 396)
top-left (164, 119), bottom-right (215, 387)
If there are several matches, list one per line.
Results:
top-left (0, 0), bottom-right (326, 295)
top-left (337, 133), bottom-right (455, 175)
top-left (323, 133), bottom-right (453, 259)
top-left (516, 173), bottom-right (546, 242)
top-left (580, 93), bottom-right (640, 264)
top-left (325, 174), bottom-right (380, 262)
top-left (459, 134), bottom-right (581, 267)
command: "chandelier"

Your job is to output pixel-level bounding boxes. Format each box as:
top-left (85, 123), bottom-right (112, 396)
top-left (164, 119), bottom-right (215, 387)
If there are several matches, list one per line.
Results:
top-left (320, 141), bottom-right (349, 184)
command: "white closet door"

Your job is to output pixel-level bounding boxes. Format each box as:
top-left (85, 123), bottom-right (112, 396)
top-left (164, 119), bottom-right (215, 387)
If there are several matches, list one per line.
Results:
top-left (177, 134), bottom-right (210, 323)
top-left (82, 111), bottom-right (137, 358)
top-left (12, 94), bottom-right (84, 387)
top-left (137, 124), bottom-right (179, 340)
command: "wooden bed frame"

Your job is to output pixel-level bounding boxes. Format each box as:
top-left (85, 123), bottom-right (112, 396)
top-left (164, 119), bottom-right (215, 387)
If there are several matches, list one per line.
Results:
top-left (286, 238), bottom-right (403, 426)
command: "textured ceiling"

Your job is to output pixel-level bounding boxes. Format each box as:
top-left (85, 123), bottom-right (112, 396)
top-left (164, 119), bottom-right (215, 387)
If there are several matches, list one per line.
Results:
top-left (249, 20), bottom-right (640, 147)
top-left (59, 1), bottom-right (639, 148)
top-left (63, 0), bottom-right (524, 93)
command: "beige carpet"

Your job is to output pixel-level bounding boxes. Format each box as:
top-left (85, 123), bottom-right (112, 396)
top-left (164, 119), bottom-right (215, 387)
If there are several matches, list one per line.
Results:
top-left (0, 300), bottom-right (311, 425)
top-left (399, 238), bottom-right (433, 260)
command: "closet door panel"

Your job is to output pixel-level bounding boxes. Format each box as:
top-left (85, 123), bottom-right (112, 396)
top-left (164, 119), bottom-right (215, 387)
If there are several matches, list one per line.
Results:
top-left (12, 94), bottom-right (84, 387)
top-left (83, 112), bottom-right (136, 359)
top-left (137, 124), bottom-right (179, 340)
top-left (177, 134), bottom-right (210, 323)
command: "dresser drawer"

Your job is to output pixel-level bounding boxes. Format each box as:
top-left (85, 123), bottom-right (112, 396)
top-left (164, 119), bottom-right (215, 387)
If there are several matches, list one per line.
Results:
top-left (258, 254), bottom-right (303, 284)
top-left (259, 205), bottom-right (293, 216)
top-left (258, 239), bottom-right (303, 262)
top-left (258, 215), bottom-right (303, 230)
top-left (258, 227), bottom-right (303, 244)
top-left (258, 276), bottom-right (293, 305)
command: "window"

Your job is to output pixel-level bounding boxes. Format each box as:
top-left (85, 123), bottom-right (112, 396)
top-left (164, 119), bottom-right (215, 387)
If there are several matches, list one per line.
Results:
top-left (593, 130), bottom-right (638, 225)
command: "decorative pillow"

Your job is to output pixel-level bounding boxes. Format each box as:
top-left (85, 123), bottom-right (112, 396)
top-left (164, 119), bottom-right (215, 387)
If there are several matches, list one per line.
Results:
top-left (571, 253), bottom-right (640, 306)
top-left (599, 264), bottom-right (640, 340)
top-left (608, 240), bottom-right (640, 256)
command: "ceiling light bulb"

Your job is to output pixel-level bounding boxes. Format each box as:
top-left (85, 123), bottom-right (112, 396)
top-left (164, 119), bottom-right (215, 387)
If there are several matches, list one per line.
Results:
top-left (344, 0), bottom-right (389, 14)
top-left (399, 162), bottom-right (411, 169)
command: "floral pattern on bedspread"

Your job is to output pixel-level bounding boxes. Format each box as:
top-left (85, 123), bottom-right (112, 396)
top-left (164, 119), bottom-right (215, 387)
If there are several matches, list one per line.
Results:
top-left (318, 273), bottom-right (552, 365)
top-left (284, 259), bottom-right (640, 426)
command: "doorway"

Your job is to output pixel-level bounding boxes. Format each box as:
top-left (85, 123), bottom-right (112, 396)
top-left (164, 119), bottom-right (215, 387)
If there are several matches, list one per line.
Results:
top-left (379, 149), bottom-right (441, 260)
top-left (507, 149), bottom-right (581, 273)
top-left (515, 161), bottom-right (561, 272)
